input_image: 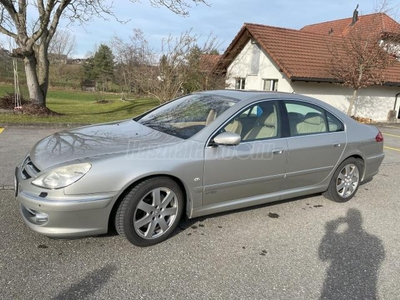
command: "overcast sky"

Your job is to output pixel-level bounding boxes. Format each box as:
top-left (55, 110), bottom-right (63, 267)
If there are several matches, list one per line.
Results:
top-left (1, 0), bottom-right (393, 58)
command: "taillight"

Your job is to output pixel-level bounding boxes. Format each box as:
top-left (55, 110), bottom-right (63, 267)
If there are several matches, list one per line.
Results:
top-left (376, 131), bottom-right (384, 142)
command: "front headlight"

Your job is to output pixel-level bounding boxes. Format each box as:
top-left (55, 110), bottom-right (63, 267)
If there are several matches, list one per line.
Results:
top-left (32, 163), bottom-right (92, 189)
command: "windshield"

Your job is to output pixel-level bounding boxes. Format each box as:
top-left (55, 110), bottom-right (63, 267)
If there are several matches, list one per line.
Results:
top-left (136, 94), bottom-right (239, 139)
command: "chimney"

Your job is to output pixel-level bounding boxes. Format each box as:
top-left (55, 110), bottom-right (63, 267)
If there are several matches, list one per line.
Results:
top-left (351, 4), bottom-right (359, 26)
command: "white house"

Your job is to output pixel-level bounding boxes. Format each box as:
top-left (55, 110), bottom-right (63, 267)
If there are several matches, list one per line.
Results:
top-left (217, 12), bottom-right (400, 122)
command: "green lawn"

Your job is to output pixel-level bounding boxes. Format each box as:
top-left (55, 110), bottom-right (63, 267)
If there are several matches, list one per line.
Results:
top-left (0, 84), bottom-right (159, 124)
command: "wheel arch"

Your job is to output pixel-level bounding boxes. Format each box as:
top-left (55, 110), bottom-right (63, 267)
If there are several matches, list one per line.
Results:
top-left (108, 174), bottom-right (189, 232)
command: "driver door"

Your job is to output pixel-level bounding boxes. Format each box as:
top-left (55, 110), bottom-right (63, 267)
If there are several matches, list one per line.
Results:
top-left (202, 100), bottom-right (288, 206)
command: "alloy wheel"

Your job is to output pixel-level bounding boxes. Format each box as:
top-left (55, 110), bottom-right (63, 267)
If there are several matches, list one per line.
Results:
top-left (133, 187), bottom-right (179, 239)
top-left (336, 164), bottom-right (360, 198)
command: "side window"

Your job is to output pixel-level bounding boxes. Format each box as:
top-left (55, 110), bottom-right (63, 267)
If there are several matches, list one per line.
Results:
top-left (239, 106), bottom-right (263, 118)
top-left (285, 102), bottom-right (327, 136)
top-left (327, 112), bottom-right (344, 132)
top-left (239, 108), bottom-right (251, 118)
top-left (222, 101), bottom-right (280, 141)
top-left (249, 106), bottom-right (263, 117)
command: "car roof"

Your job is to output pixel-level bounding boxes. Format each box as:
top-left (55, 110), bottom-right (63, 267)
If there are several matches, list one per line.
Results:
top-left (193, 89), bottom-right (351, 122)
top-left (194, 89), bottom-right (282, 102)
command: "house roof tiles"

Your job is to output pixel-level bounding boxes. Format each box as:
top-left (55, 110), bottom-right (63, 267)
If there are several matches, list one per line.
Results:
top-left (217, 13), bottom-right (400, 85)
top-left (301, 13), bottom-right (400, 37)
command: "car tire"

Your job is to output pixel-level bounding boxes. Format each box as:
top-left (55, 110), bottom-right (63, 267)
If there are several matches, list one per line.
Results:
top-left (324, 158), bottom-right (362, 203)
top-left (115, 177), bottom-right (184, 247)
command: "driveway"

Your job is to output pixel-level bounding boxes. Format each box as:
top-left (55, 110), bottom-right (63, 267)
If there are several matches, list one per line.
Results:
top-left (0, 124), bottom-right (400, 299)
top-left (379, 123), bottom-right (400, 163)
top-left (0, 126), bottom-right (69, 188)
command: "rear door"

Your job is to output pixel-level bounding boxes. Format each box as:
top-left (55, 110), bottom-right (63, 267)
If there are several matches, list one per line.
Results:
top-left (283, 101), bottom-right (346, 190)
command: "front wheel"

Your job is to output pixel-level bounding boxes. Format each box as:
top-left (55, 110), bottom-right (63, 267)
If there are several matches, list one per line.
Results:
top-left (115, 177), bottom-right (184, 246)
top-left (324, 158), bottom-right (362, 203)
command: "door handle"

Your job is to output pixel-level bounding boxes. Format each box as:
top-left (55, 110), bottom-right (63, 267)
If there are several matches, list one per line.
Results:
top-left (333, 143), bottom-right (342, 147)
top-left (273, 149), bottom-right (284, 155)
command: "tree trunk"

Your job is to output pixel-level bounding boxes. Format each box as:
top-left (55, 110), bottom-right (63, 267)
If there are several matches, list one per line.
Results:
top-left (24, 54), bottom-right (45, 106)
top-left (36, 40), bottom-right (50, 107)
top-left (23, 42), bottom-right (50, 108)
top-left (347, 89), bottom-right (358, 116)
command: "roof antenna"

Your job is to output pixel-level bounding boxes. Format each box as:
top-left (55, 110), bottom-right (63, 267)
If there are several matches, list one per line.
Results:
top-left (351, 4), bottom-right (359, 25)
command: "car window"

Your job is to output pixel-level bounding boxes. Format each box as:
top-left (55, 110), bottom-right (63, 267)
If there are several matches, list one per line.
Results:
top-left (285, 102), bottom-right (327, 136)
top-left (239, 106), bottom-right (263, 118)
top-left (249, 106), bottom-right (263, 117)
top-left (327, 112), bottom-right (344, 132)
top-left (221, 101), bottom-right (280, 141)
top-left (137, 94), bottom-right (239, 139)
top-left (239, 108), bottom-right (251, 118)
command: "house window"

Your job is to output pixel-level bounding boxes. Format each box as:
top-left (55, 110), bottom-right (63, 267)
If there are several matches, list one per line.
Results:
top-left (263, 79), bottom-right (278, 91)
top-left (235, 78), bottom-right (246, 89)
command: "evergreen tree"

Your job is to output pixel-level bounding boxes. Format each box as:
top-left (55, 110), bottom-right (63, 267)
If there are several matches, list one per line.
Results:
top-left (93, 44), bottom-right (115, 91)
top-left (83, 44), bottom-right (115, 91)
top-left (83, 56), bottom-right (95, 80)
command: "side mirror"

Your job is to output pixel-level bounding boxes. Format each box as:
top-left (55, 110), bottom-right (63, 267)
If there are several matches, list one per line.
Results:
top-left (213, 132), bottom-right (241, 146)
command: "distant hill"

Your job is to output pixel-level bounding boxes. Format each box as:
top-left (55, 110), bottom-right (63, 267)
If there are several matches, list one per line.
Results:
top-left (0, 48), bottom-right (84, 89)
top-left (0, 48), bottom-right (25, 84)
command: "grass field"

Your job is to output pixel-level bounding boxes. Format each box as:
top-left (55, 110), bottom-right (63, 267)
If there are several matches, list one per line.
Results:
top-left (0, 84), bottom-right (159, 124)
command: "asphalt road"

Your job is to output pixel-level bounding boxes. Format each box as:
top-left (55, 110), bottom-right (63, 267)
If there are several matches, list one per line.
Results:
top-left (0, 124), bottom-right (400, 300)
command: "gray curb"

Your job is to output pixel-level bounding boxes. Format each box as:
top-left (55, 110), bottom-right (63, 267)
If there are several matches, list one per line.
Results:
top-left (0, 122), bottom-right (89, 128)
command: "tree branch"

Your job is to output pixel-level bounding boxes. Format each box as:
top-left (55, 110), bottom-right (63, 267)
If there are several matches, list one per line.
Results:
top-left (0, 0), bottom-right (18, 24)
top-left (145, 0), bottom-right (208, 16)
top-left (47, 0), bottom-right (71, 42)
top-left (30, 0), bottom-right (55, 44)
top-left (0, 6), bottom-right (17, 37)
top-left (0, 23), bottom-right (17, 38)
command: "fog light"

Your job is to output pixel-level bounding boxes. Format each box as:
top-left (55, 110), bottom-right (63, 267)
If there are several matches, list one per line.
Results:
top-left (35, 212), bottom-right (49, 225)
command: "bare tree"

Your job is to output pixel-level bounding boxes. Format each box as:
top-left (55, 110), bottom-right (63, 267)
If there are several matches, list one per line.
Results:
top-left (328, 5), bottom-right (399, 116)
top-left (48, 29), bottom-right (76, 83)
top-left (0, 0), bottom-right (207, 108)
top-left (113, 29), bottom-right (221, 103)
top-left (49, 29), bottom-right (76, 62)
top-left (152, 31), bottom-right (198, 102)
top-left (112, 29), bottom-right (155, 96)
top-left (328, 29), bottom-right (395, 115)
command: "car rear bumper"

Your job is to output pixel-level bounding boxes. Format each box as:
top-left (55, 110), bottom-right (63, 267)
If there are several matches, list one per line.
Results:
top-left (364, 152), bottom-right (385, 180)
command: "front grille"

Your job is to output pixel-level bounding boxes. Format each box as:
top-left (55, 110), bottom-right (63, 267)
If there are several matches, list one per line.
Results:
top-left (21, 156), bottom-right (40, 179)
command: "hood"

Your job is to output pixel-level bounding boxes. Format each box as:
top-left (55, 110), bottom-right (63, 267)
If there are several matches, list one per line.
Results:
top-left (30, 120), bottom-right (182, 170)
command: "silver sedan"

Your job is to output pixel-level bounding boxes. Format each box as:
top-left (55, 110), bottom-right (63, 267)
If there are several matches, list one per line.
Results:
top-left (15, 90), bottom-right (384, 246)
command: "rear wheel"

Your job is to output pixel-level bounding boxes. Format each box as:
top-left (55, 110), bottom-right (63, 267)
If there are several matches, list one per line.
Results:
top-left (115, 177), bottom-right (184, 246)
top-left (324, 158), bottom-right (361, 203)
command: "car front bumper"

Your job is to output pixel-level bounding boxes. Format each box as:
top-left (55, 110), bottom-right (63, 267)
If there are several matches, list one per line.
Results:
top-left (15, 166), bottom-right (116, 238)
